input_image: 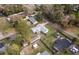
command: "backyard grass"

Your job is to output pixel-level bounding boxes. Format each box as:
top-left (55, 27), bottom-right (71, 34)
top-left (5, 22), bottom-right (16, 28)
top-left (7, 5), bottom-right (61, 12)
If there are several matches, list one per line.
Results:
top-left (59, 49), bottom-right (72, 55)
top-left (43, 24), bottom-right (56, 47)
top-left (31, 40), bottom-right (52, 55)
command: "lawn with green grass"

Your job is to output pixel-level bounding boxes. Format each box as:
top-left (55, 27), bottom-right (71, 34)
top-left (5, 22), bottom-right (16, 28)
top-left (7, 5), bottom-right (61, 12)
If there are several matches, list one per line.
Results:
top-left (43, 24), bottom-right (56, 47)
top-left (59, 49), bottom-right (72, 55)
top-left (31, 40), bottom-right (52, 55)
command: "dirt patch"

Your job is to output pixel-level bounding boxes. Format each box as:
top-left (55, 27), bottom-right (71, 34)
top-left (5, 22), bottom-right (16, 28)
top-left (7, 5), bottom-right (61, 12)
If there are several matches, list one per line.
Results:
top-left (65, 26), bottom-right (79, 36)
top-left (20, 45), bottom-right (33, 55)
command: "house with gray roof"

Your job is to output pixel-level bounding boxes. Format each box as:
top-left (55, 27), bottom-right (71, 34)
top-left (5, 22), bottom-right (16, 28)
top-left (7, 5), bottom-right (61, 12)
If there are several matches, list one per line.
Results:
top-left (31, 24), bottom-right (49, 34)
top-left (28, 16), bottom-right (38, 25)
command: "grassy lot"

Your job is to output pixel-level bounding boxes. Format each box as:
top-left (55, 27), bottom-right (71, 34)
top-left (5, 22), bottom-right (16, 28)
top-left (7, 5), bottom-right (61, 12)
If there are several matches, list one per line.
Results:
top-left (44, 24), bottom-right (56, 47)
top-left (59, 49), bottom-right (72, 55)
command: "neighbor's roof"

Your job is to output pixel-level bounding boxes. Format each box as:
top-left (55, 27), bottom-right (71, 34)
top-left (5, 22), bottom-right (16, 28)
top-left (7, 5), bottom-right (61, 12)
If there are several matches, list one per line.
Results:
top-left (29, 16), bottom-right (38, 25)
top-left (40, 51), bottom-right (50, 55)
top-left (0, 43), bottom-right (6, 52)
top-left (69, 45), bottom-right (79, 53)
top-left (54, 39), bottom-right (71, 50)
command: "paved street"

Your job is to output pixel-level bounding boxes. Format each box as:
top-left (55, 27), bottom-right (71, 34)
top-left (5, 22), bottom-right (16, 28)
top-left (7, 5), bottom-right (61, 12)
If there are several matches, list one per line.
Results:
top-left (0, 32), bottom-right (16, 40)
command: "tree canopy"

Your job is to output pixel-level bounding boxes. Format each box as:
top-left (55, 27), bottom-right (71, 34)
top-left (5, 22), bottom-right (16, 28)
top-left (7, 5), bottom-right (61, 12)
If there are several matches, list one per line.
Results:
top-left (14, 20), bottom-right (32, 42)
top-left (7, 43), bottom-right (20, 55)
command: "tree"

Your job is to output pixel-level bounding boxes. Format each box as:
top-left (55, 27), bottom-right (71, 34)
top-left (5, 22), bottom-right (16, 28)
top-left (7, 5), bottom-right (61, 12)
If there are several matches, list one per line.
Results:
top-left (1, 5), bottom-right (23, 16)
top-left (41, 4), bottom-right (54, 17)
top-left (41, 5), bottom-right (64, 23)
top-left (0, 18), bottom-right (11, 32)
top-left (7, 43), bottom-right (20, 55)
top-left (12, 34), bottom-right (23, 47)
top-left (64, 5), bottom-right (74, 15)
top-left (14, 20), bottom-right (31, 43)
top-left (23, 4), bottom-right (36, 15)
top-left (35, 12), bottom-right (43, 22)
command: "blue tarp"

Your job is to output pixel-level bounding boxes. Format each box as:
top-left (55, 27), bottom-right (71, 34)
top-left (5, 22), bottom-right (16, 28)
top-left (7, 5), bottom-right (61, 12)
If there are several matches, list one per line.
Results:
top-left (54, 39), bottom-right (71, 50)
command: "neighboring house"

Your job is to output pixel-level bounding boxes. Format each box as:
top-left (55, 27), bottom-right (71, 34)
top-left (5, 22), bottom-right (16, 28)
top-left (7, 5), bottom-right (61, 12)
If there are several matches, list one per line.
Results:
top-left (37, 51), bottom-right (50, 55)
top-left (0, 43), bottom-right (6, 53)
top-left (69, 45), bottom-right (79, 54)
top-left (54, 38), bottom-right (72, 51)
top-left (32, 43), bottom-right (39, 49)
top-left (23, 42), bottom-right (29, 47)
top-left (26, 16), bottom-right (29, 19)
top-left (31, 24), bottom-right (49, 34)
top-left (28, 16), bottom-right (38, 25)
top-left (31, 34), bottom-right (41, 44)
